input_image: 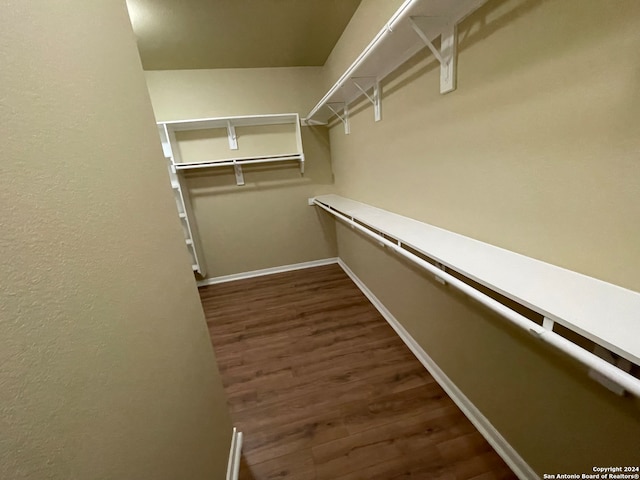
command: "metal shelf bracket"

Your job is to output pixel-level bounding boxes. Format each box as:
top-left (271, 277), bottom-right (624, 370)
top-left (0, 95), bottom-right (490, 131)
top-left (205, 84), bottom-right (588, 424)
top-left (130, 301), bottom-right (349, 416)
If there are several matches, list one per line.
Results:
top-left (351, 77), bottom-right (381, 122)
top-left (326, 102), bottom-right (350, 135)
top-left (409, 16), bottom-right (458, 94)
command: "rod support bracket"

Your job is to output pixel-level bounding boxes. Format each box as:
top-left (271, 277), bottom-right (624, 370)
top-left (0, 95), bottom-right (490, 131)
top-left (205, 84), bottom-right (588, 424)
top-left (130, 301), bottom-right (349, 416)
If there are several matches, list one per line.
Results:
top-left (542, 317), bottom-right (555, 331)
top-left (227, 120), bottom-right (238, 150)
top-left (232, 160), bottom-right (245, 186)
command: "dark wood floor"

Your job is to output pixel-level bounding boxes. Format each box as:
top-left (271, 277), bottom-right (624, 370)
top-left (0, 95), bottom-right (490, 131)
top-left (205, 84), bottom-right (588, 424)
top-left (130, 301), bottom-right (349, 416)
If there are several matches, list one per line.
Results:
top-left (200, 264), bottom-right (517, 480)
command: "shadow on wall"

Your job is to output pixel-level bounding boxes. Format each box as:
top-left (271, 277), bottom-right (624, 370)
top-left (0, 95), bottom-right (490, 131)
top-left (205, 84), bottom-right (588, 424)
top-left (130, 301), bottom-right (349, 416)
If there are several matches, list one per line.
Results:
top-left (456, 0), bottom-right (636, 85)
top-left (381, 0), bottom-right (548, 101)
top-left (372, 0), bottom-right (636, 103)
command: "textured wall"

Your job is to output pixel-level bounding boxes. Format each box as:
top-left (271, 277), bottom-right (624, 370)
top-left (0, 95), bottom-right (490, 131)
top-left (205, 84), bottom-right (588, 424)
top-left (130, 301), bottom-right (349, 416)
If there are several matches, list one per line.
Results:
top-left (0, 2), bottom-right (233, 479)
top-left (321, 0), bottom-right (404, 91)
top-left (324, 0), bottom-right (640, 474)
top-left (145, 68), bottom-right (337, 278)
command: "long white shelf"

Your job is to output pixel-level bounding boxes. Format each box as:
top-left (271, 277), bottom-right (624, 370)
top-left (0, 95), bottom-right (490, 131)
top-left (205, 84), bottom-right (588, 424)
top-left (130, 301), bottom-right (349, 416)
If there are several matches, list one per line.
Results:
top-left (313, 194), bottom-right (640, 395)
top-left (304, 0), bottom-right (487, 129)
top-left (159, 113), bottom-right (300, 131)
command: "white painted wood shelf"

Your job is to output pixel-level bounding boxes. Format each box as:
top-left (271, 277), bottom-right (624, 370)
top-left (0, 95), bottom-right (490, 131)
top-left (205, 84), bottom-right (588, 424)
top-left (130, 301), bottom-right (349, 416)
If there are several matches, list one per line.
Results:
top-left (313, 194), bottom-right (640, 395)
top-left (159, 113), bottom-right (304, 184)
top-left (157, 113), bottom-right (305, 277)
top-left (304, 0), bottom-right (487, 131)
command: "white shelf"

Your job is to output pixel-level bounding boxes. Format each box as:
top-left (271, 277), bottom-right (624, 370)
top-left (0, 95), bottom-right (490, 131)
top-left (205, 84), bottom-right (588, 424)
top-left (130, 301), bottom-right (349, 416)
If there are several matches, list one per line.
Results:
top-left (314, 195), bottom-right (640, 372)
top-left (304, 0), bottom-right (487, 129)
top-left (160, 113), bottom-right (300, 131)
top-left (156, 113), bottom-right (306, 278)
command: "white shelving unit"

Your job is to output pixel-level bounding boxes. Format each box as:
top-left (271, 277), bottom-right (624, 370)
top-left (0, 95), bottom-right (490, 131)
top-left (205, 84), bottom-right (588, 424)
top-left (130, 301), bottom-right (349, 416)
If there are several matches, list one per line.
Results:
top-left (313, 194), bottom-right (640, 397)
top-left (158, 125), bottom-right (206, 276)
top-left (303, 0), bottom-right (487, 132)
top-left (157, 113), bottom-right (305, 276)
top-left (159, 113), bottom-right (304, 186)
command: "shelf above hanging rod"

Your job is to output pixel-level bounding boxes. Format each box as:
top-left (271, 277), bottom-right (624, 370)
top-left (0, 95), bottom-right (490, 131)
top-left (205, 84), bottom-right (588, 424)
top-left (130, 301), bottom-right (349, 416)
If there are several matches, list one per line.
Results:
top-left (312, 194), bottom-right (640, 397)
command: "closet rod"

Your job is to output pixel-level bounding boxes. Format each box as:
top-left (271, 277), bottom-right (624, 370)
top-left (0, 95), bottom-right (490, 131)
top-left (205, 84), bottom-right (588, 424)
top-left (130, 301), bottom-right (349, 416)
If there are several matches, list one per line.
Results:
top-left (313, 199), bottom-right (640, 398)
top-left (175, 156), bottom-right (302, 170)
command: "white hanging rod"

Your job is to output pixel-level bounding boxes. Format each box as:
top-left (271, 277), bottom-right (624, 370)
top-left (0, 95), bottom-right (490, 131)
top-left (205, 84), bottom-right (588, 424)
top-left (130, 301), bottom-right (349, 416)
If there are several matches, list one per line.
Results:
top-left (313, 199), bottom-right (640, 398)
top-left (174, 154), bottom-right (303, 171)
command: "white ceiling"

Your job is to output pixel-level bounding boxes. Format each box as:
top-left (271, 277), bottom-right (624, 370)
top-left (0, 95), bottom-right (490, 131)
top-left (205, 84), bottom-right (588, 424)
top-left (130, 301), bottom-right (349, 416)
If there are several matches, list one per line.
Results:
top-left (126, 0), bottom-right (362, 70)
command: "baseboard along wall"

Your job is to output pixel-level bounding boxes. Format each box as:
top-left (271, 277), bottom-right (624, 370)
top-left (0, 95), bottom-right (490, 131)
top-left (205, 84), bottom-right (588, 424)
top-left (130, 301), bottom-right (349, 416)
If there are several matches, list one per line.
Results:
top-left (205, 257), bottom-right (538, 480)
top-left (196, 258), bottom-right (339, 287)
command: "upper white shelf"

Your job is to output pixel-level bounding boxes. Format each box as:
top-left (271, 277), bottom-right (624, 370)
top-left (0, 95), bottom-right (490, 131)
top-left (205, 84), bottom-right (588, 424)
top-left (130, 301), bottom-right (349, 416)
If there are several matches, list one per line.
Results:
top-left (304, 0), bottom-right (487, 128)
top-left (314, 194), bottom-right (640, 367)
top-left (160, 113), bottom-right (300, 131)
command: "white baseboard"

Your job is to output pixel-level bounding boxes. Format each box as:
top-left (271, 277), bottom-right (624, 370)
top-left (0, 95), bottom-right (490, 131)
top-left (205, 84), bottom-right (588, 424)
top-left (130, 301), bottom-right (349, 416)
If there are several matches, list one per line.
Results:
top-left (337, 258), bottom-right (539, 480)
top-left (226, 427), bottom-right (243, 480)
top-left (197, 258), bottom-right (339, 287)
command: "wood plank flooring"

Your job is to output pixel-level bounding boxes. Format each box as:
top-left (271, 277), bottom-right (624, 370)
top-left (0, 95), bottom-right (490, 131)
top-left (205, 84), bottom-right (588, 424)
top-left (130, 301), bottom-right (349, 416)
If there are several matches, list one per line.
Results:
top-left (199, 263), bottom-right (517, 480)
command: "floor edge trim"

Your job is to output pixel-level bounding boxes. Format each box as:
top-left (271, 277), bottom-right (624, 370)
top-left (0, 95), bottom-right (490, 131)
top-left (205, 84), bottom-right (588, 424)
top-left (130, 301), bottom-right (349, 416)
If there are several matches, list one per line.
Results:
top-left (197, 258), bottom-right (339, 287)
top-left (337, 258), bottom-right (539, 480)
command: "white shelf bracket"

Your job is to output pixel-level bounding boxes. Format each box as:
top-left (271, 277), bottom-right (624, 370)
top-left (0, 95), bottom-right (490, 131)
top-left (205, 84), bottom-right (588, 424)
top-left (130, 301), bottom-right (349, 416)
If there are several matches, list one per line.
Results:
top-left (299, 155), bottom-right (305, 176)
top-left (232, 160), bottom-right (245, 186)
top-left (227, 120), bottom-right (238, 150)
top-left (542, 317), bottom-right (555, 331)
top-left (409, 17), bottom-right (458, 94)
top-left (326, 102), bottom-right (350, 135)
top-left (351, 77), bottom-right (381, 122)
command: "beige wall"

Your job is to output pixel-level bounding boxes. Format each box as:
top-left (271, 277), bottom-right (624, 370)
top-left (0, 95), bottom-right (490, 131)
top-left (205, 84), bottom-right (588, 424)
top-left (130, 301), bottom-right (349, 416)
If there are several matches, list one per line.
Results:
top-left (330, 0), bottom-right (640, 292)
top-left (325, 0), bottom-right (640, 474)
top-left (322, 0), bottom-right (404, 91)
top-left (145, 68), bottom-right (337, 278)
top-left (0, 2), bottom-right (232, 479)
